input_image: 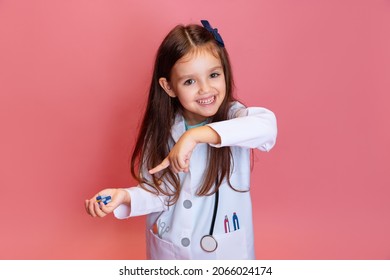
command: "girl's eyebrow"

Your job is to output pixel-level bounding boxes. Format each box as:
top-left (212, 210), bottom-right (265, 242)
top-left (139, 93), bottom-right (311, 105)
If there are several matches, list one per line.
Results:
top-left (176, 66), bottom-right (223, 80)
top-left (209, 66), bottom-right (223, 72)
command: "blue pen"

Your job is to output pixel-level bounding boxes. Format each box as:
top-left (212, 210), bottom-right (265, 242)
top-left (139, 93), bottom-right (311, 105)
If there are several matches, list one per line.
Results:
top-left (233, 212), bottom-right (240, 231)
top-left (96, 195), bottom-right (109, 200)
top-left (96, 195), bottom-right (111, 205)
top-left (102, 197), bottom-right (111, 205)
top-left (96, 195), bottom-right (110, 202)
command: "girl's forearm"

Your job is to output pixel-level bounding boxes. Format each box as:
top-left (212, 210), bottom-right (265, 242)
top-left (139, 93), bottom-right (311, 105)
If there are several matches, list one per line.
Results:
top-left (186, 125), bottom-right (221, 145)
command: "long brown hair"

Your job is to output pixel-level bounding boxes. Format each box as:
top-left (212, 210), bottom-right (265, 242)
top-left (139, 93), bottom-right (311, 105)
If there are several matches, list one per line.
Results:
top-left (131, 23), bottom-right (237, 204)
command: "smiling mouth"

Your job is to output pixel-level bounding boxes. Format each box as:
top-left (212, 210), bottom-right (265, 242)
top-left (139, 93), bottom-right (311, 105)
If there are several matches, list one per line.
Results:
top-left (197, 96), bottom-right (215, 105)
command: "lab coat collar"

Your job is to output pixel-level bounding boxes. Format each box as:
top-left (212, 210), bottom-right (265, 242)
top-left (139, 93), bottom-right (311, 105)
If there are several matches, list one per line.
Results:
top-left (171, 113), bottom-right (186, 143)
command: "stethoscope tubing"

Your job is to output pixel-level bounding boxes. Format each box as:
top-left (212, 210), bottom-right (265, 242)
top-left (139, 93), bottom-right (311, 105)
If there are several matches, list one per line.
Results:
top-left (209, 189), bottom-right (219, 236)
top-left (200, 179), bottom-right (220, 253)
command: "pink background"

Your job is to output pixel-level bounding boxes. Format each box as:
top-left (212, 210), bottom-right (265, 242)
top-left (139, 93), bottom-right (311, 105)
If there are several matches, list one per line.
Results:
top-left (1, 0), bottom-right (389, 259)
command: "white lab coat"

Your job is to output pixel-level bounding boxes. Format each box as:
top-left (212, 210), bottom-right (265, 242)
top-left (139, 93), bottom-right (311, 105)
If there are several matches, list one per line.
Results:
top-left (114, 101), bottom-right (277, 259)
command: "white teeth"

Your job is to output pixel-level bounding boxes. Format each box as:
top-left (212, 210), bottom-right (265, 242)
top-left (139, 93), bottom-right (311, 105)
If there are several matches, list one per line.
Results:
top-left (197, 96), bottom-right (215, 105)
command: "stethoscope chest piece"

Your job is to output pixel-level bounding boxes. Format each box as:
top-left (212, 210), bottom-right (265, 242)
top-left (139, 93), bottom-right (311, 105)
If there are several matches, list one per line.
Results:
top-left (200, 235), bottom-right (218, 252)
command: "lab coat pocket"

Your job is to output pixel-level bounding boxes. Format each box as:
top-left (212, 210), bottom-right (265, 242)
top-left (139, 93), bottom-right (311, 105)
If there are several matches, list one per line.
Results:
top-left (214, 228), bottom-right (249, 260)
top-left (147, 229), bottom-right (176, 260)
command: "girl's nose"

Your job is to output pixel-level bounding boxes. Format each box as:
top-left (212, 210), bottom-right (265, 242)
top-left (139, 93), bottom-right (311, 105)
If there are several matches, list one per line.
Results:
top-left (198, 81), bottom-right (211, 95)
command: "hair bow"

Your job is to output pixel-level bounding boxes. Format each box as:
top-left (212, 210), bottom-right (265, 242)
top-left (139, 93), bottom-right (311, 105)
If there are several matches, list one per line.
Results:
top-left (201, 20), bottom-right (225, 47)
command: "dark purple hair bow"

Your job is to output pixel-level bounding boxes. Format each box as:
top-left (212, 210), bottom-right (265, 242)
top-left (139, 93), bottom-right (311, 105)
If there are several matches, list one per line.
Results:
top-left (201, 20), bottom-right (225, 47)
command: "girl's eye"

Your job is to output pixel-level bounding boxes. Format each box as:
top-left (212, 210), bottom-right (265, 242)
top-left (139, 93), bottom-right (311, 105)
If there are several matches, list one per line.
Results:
top-left (210, 72), bottom-right (220, 78)
top-left (184, 79), bottom-right (195, 86)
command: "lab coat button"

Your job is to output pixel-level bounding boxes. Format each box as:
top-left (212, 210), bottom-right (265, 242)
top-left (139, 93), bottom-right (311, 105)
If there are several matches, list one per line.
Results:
top-left (183, 200), bottom-right (192, 209)
top-left (181, 238), bottom-right (190, 247)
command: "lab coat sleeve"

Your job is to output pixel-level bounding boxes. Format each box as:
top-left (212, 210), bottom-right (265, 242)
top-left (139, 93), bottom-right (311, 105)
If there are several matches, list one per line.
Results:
top-left (114, 151), bottom-right (171, 219)
top-left (113, 186), bottom-right (168, 219)
top-left (207, 102), bottom-right (277, 151)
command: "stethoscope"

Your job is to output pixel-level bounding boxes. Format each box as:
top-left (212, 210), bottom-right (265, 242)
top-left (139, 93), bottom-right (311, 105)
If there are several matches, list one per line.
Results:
top-left (200, 181), bottom-right (220, 253)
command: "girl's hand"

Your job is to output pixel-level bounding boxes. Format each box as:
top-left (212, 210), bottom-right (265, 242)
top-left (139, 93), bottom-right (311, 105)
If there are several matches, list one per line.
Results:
top-left (149, 131), bottom-right (197, 174)
top-left (84, 188), bottom-right (130, 218)
top-left (148, 126), bottom-right (221, 174)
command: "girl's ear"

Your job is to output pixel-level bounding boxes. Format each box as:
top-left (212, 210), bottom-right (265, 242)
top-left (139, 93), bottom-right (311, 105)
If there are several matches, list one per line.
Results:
top-left (159, 78), bottom-right (176, 98)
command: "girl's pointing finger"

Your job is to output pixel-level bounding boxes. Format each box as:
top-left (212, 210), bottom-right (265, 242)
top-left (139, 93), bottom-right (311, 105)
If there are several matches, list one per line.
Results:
top-left (149, 158), bottom-right (170, 174)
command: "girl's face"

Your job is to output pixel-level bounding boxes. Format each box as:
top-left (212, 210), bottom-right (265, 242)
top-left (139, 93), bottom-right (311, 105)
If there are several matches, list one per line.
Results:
top-left (159, 48), bottom-right (226, 125)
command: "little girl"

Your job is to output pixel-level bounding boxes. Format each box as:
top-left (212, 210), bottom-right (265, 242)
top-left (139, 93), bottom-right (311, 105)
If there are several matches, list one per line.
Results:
top-left (85, 20), bottom-right (277, 260)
